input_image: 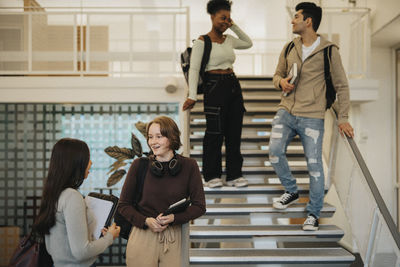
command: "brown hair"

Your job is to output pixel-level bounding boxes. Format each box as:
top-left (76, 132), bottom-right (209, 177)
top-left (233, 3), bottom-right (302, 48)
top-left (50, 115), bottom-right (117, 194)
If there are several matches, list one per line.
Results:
top-left (146, 116), bottom-right (182, 151)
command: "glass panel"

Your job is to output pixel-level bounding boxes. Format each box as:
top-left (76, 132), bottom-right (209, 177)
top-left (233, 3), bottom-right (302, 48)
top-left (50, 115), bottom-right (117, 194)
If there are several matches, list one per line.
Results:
top-left (32, 14), bottom-right (75, 72)
top-left (88, 14), bottom-right (130, 72)
top-left (370, 216), bottom-right (400, 266)
top-left (0, 14), bottom-right (28, 71)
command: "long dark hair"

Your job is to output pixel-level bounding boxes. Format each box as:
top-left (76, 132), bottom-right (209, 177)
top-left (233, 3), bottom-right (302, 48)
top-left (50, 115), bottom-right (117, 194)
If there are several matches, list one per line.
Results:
top-left (33, 138), bottom-right (90, 235)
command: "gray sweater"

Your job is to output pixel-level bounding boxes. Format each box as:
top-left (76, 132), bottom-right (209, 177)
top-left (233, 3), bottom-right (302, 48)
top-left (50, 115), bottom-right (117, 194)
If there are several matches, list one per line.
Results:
top-left (45, 188), bottom-right (113, 267)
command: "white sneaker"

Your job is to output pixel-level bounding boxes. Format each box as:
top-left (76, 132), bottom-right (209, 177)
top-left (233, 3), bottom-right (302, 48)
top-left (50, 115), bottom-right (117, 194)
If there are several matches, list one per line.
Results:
top-left (226, 177), bottom-right (248, 188)
top-left (303, 214), bottom-right (319, 231)
top-left (205, 178), bottom-right (223, 188)
top-left (272, 192), bottom-right (299, 209)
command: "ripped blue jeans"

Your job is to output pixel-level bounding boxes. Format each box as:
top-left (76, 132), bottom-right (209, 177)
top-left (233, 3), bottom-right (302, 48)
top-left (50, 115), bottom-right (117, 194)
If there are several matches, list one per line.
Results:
top-left (269, 109), bottom-right (325, 218)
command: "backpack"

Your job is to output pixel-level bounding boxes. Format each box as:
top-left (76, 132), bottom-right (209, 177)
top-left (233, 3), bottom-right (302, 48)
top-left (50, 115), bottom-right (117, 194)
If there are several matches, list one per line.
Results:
top-left (114, 157), bottom-right (149, 240)
top-left (284, 41), bottom-right (335, 110)
top-left (180, 34), bottom-right (212, 95)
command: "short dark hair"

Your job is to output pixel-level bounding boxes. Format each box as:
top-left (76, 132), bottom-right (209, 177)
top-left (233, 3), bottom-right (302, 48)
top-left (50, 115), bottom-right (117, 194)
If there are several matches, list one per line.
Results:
top-left (295, 2), bottom-right (322, 32)
top-left (207, 0), bottom-right (232, 15)
top-left (147, 116), bottom-right (182, 151)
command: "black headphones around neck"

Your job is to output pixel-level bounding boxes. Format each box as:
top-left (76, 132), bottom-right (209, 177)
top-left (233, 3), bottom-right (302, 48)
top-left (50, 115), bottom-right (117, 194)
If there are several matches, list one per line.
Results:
top-left (150, 154), bottom-right (182, 177)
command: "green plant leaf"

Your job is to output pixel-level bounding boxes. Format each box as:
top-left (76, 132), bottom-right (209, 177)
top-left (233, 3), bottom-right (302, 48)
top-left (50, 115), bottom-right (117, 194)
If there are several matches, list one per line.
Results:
top-left (107, 160), bottom-right (127, 175)
top-left (107, 169), bottom-right (126, 187)
top-left (131, 133), bottom-right (143, 157)
top-left (135, 121), bottom-right (147, 138)
top-left (104, 146), bottom-right (135, 160)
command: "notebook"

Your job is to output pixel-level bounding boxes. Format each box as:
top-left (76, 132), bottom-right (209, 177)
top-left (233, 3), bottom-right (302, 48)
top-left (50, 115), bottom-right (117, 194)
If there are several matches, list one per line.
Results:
top-left (283, 63), bottom-right (298, 96)
top-left (85, 192), bottom-right (118, 240)
top-left (288, 63), bottom-right (298, 85)
top-left (163, 198), bottom-right (191, 216)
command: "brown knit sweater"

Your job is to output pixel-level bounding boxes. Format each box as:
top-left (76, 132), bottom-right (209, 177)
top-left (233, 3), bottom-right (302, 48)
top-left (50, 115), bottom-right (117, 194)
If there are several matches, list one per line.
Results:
top-left (118, 155), bottom-right (206, 229)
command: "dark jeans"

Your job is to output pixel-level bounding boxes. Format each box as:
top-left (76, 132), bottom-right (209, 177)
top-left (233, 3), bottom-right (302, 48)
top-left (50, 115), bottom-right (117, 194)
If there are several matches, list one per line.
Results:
top-left (202, 73), bottom-right (245, 182)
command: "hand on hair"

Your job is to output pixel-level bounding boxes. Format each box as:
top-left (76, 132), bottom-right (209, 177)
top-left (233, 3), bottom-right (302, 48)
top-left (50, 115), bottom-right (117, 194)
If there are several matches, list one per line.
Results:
top-left (228, 18), bottom-right (234, 27)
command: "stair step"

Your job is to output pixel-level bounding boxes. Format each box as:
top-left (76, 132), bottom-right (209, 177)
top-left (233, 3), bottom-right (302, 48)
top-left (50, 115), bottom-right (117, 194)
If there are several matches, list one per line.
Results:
top-left (190, 225), bottom-right (344, 242)
top-left (199, 166), bottom-right (309, 175)
top-left (190, 134), bottom-right (300, 143)
top-left (237, 75), bottom-right (273, 81)
top-left (196, 94), bottom-right (281, 102)
top-left (240, 85), bottom-right (276, 91)
top-left (203, 203), bottom-right (335, 218)
top-left (191, 121), bottom-right (273, 129)
top-left (190, 114), bottom-right (276, 120)
top-left (191, 148), bottom-right (304, 158)
top-left (191, 106), bottom-right (278, 115)
top-left (203, 184), bottom-right (311, 195)
top-left (189, 248), bottom-right (355, 265)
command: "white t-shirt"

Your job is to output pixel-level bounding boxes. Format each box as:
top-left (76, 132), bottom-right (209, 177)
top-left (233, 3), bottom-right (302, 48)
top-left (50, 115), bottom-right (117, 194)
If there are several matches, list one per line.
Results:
top-left (302, 36), bottom-right (320, 62)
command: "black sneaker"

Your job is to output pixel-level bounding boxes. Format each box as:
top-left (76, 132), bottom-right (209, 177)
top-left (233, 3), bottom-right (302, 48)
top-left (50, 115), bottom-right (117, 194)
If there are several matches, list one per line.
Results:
top-left (273, 191), bottom-right (299, 209)
top-left (303, 214), bottom-right (319, 231)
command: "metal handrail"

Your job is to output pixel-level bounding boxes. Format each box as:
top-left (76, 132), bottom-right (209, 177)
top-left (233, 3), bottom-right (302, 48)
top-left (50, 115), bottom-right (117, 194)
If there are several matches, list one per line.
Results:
top-left (346, 136), bottom-right (400, 249)
top-left (330, 108), bottom-right (400, 250)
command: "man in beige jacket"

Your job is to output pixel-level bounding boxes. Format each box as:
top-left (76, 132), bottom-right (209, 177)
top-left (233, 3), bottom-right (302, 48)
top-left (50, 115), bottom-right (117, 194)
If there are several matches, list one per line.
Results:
top-left (269, 2), bottom-right (354, 231)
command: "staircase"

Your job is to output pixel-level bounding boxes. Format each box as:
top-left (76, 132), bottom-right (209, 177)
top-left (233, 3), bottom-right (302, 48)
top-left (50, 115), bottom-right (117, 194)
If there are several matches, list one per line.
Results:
top-left (188, 77), bottom-right (355, 266)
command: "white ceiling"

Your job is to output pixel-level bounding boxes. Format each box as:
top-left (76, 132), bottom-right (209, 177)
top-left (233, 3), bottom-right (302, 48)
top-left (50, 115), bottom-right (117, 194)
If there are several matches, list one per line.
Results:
top-left (371, 14), bottom-right (400, 48)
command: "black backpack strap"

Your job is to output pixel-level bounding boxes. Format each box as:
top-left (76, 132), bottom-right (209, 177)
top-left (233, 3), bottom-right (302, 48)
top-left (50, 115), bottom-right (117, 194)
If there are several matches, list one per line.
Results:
top-left (199, 35), bottom-right (212, 79)
top-left (284, 41), bottom-right (295, 59)
top-left (133, 157), bottom-right (149, 206)
top-left (284, 41), bottom-right (295, 71)
top-left (324, 45), bottom-right (336, 109)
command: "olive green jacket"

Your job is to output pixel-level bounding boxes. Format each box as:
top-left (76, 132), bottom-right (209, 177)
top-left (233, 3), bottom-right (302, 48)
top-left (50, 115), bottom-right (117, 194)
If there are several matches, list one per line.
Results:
top-left (273, 35), bottom-right (350, 124)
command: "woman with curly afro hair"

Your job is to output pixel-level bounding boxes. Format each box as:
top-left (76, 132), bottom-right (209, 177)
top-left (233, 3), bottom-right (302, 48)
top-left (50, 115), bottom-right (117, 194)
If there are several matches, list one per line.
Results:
top-left (183, 0), bottom-right (253, 188)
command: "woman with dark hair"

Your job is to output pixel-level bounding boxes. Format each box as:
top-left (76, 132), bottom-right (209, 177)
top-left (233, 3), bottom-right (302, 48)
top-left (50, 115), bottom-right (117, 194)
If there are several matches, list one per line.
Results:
top-left (182, 0), bottom-right (253, 188)
top-left (33, 138), bottom-right (120, 267)
top-left (118, 116), bottom-right (206, 267)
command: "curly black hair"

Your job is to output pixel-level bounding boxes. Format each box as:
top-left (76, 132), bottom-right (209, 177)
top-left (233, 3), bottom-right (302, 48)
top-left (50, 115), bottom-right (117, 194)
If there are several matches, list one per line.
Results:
top-left (207, 0), bottom-right (232, 15)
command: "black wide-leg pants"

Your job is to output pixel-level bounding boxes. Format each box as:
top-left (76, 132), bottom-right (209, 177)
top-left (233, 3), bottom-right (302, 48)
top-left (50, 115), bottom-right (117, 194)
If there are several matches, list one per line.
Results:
top-left (202, 73), bottom-right (245, 182)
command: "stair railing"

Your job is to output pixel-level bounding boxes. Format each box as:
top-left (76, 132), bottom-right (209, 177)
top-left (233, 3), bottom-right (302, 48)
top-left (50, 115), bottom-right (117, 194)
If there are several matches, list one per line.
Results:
top-left (326, 108), bottom-right (400, 266)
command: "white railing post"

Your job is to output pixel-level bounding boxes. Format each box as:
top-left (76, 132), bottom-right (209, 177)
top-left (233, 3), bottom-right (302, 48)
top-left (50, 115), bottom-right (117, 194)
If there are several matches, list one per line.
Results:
top-left (181, 7), bottom-right (191, 267)
top-left (86, 14), bottom-right (90, 73)
top-left (364, 12), bottom-right (371, 78)
top-left (185, 7), bottom-right (190, 47)
top-left (180, 222), bottom-right (190, 267)
top-left (172, 14), bottom-right (177, 73)
top-left (73, 14), bottom-right (77, 72)
top-left (28, 13), bottom-right (32, 72)
top-left (79, 13), bottom-right (83, 77)
top-left (129, 14), bottom-right (133, 73)
top-left (364, 208), bottom-right (380, 267)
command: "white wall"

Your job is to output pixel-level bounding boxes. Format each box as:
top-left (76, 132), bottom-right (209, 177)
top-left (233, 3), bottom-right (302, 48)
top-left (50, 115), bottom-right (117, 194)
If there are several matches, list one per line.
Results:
top-left (367, 0), bottom-right (400, 34)
top-left (361, 0), bottom-right (400, 222)
top-left (354, 47), bottom-right (397, 216)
